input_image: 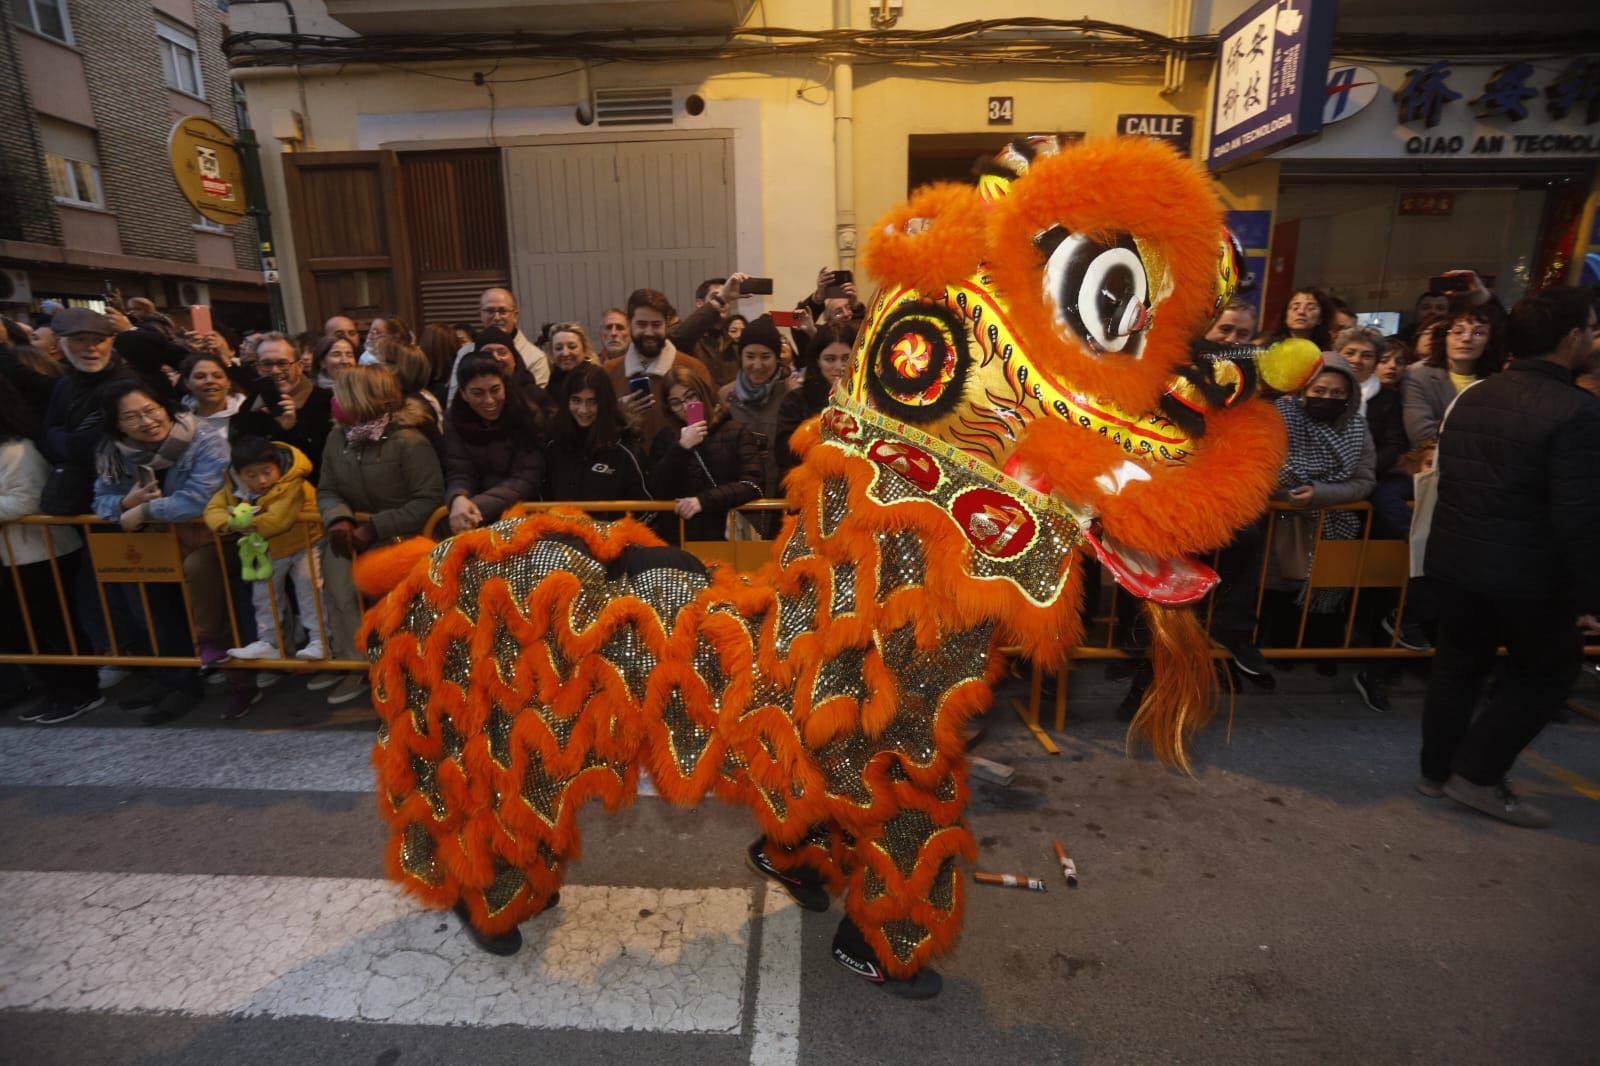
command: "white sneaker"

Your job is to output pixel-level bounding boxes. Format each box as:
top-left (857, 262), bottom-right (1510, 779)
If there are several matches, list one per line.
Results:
top-left (294, 641), bottom-right (327, 661)
top-left (256, 670), bottom-right (285, 690)
top-left (97, 666), bottom-right (132, 690)
top-left (228, 640), bottom-right (281, 661)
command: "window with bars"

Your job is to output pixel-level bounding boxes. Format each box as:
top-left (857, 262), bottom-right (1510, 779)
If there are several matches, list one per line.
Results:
top-left (39, 119), bottom-right (105, 209)
top-left (9, 0), bottom-right (72, 44)
top-left (156, 20), bottom-right (205, 98)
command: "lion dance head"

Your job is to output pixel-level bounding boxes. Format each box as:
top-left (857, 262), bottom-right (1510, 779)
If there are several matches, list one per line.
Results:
top-left (804, 135), bottom-right (1317, 765)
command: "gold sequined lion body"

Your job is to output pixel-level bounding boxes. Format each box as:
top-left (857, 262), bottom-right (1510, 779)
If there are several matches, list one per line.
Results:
top-left (355, 136), bottom-right (1309, 979)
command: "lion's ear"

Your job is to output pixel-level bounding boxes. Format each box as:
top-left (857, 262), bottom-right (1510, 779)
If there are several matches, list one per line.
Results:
top-left (861, 182), bottom-right (986, 296)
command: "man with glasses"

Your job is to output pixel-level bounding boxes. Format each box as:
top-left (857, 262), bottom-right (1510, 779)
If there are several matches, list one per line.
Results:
top-left (447, 288), bottom-right (550, 402)
top-left (232, 332), bottom-right (334, 479)
top-left (1419, 286), bottom-right (1600, 828)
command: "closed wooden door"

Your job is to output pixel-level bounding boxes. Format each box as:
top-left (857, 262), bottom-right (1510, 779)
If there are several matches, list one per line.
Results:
top-left (503, 137), bottom-right (731, 338)
top-left (282, 151), bottom-right (416, 330)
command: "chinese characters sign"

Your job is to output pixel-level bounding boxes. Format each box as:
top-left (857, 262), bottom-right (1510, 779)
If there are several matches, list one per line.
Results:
top-left (1207, 0), bottom-right (1338, 171)
top-left (1278, 58), bottom-right (1600, 162)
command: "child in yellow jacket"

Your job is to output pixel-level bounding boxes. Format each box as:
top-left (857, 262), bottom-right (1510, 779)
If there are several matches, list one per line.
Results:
top-left (204, 436), bottom-right (325, 661)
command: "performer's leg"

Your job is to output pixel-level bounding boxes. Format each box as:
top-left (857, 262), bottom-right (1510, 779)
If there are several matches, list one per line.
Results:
top-left (748, 824), bottom-right (840, 911)
top-left (833, 775), bottom-right (971, 998)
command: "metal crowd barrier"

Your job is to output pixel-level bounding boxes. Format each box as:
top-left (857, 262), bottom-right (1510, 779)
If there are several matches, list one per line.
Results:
top-left (3, 500), bottom-right (1593, 726)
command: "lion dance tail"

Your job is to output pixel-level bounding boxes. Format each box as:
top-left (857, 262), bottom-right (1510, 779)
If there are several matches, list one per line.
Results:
top-left (1126, 603), bottom-right (1220, 773)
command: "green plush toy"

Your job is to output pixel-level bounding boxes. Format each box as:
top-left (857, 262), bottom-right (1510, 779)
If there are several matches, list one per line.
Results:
top-left (228, 502), bottom-right (272, 582)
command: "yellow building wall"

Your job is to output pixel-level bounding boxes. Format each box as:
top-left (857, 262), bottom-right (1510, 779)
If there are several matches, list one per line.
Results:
top-left (236, 0), bottom-right (1250, 330)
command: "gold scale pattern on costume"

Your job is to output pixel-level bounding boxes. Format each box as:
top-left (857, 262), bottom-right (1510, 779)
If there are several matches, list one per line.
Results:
top-left (363, 404), bottom-right (1071, 976)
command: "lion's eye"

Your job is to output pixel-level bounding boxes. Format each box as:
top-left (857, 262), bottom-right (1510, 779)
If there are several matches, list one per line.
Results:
top-left (1035, 227), bottom-right (1151, 357)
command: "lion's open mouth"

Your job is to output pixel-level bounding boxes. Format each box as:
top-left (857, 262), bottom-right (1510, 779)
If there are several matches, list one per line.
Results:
top-left (1001, 454), bottom-right (1218, 607)
top-left (1080, 524), bottom-right (1218, 606)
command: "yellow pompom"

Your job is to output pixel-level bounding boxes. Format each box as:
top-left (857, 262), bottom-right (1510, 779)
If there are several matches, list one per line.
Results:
top-left (1258, 338), bottom-right (1323, 394)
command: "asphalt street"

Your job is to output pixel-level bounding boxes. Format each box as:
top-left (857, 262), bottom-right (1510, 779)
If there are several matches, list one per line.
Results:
top-left (1, 662), bottom-right (1597, 1066)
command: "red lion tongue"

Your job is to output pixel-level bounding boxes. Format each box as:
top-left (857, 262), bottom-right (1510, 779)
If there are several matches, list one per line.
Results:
top-left (1002, 456), bottom-right (1218, 606)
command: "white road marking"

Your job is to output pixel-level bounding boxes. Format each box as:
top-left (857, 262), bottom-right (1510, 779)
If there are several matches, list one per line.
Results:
top-left (749, 890), bottom-right (802, 1066)
top-left (0, 727), bottom-right (667, 796)
top-left (0, 871), bottom-right (753, 1033)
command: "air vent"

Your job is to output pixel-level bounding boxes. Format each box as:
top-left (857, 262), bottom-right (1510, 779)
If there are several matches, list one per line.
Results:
top-left (594, 88), bottom-right (675, 127)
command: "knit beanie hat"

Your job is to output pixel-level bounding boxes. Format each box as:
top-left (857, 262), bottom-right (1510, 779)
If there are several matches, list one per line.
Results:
top-left (474, 327), bottom-right (516, 354)
top-left (738, 314), bottom-right (783, 355)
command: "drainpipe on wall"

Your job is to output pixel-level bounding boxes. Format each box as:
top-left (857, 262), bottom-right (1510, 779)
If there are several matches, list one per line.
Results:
top-left (832, 0), bottom-right (856, 270)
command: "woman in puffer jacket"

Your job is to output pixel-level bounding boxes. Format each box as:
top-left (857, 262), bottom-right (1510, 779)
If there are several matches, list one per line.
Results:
top-left (441, 353), bottom-right (544, 534)
top-left (314, 366), bottom-right (444, 706)
top-left (649, 365), bottom-right (762, 543)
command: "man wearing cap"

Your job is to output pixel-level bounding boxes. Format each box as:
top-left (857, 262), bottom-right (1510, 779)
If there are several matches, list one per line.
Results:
top-left (39, 309), bottom-right (139, 509)
top-left (447, 288), bottom-right (550, 402)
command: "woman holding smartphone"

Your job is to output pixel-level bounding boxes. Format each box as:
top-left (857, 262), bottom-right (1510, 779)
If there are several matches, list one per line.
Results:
top-left (648, 367), bottom-right (761, 543)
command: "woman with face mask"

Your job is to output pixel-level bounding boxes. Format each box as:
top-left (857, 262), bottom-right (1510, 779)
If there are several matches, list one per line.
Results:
top-left (441, 354), bottom-right (544, 534)
top-left (1262, 352), bottom-right (1376, 655)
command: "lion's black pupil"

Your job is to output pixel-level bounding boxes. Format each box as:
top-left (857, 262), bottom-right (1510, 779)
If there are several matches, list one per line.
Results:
top-left (1097, 263), bottom-right (1137, 335)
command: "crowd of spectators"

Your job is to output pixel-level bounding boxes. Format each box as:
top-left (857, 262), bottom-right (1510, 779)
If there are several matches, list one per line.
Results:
top-left (2, 266), bottom-right (1595, 729)
top-left (0, 273), bottom-right (861, 723)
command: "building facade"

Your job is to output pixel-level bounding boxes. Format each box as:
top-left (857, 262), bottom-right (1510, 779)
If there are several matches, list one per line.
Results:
top-left (0, 0), bottom-right (266, 326)
top-left (223, 0), bottom-right (1600, 338)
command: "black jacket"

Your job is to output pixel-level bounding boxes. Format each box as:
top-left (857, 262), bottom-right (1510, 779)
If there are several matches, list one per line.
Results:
top-left (441, 407), bottom-right (544, 524)
top-left (231, 384), bottom-right (335, 483)
top-left (542, 433), bottom-right (650, 508)
top-left (1366, 386), bottom-right (1409, 478)
top-left (39, 360), bottom-right (139, 465)
top-left (776, 385), bottom-right (827, 475)
top-left (1425, 358), bottom-right (1600, 607)
top-left (649, 417), bottom-right (762, 541)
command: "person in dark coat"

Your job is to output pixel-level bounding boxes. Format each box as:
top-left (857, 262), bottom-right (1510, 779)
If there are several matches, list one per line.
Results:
top-left (472, 327), bottom-right (546, 423)
top-left (649, 366), bottom-right (761, 543)
top-left (230, 332), bottom-right (336, 481)
top-left (776, 323), bottom-right (856, 475)
top-left (717, 314), bottom-right (792, 500)
top-left (543, 362), bottom-right (651, 511)
top-left (1419, 286), bottom-right (1600, 828)
top-left (442, 353), bottom-right (544, 534)
top-left (38, 309), bottom-right (140, 511)
top-left (112, 326), bottom-right (189, 408)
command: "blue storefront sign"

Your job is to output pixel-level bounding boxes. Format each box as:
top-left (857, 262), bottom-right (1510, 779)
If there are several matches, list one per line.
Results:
top-left (1117, 113), bottom-right (1195, 156)
top-left (1206, 0), bottom-right (1339, 171)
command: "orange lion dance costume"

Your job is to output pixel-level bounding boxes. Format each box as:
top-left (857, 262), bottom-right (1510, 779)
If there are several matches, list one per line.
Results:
top-left (354, 136), bottom-right (1316, 994)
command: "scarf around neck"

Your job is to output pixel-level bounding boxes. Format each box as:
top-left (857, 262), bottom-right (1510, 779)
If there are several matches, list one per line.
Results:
top-left (95, 410), bottom-right (202, 484)
top-left (344, 414), bottom-right (391, 444)
top-left (733, 369), bottom-right (777, 407)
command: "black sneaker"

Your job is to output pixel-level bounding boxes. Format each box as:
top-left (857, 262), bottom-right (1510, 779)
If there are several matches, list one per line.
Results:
top-left (118, 682), bottom-right (165, 711)
top-left (746, 837), bottom-right (831, 912)
top-left (1353, 671), bottom-right (1391, 713)
top-left (141, 689), bottom-right (198, 726)
top-left (1383, 612), bottom-right (1432, 652)
top-left (17, 701), bottom-right (49, 722)
top-left (34, 695), bottom-right (105, 725)
top-left (1216, 634), bottom-right (1270, 677)
top-left (831, 916), bottom-right (943, 999)
top-left (453, 901), bottom-right (524, 956)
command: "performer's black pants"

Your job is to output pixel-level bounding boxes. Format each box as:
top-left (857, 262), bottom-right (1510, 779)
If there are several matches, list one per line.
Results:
top-left (1420, 581), bottom-right (1581, 786)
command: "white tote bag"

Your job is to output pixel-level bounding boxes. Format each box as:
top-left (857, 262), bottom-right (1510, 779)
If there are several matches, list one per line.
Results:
top-left (1409, 383), bottom-right (1477, 577)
